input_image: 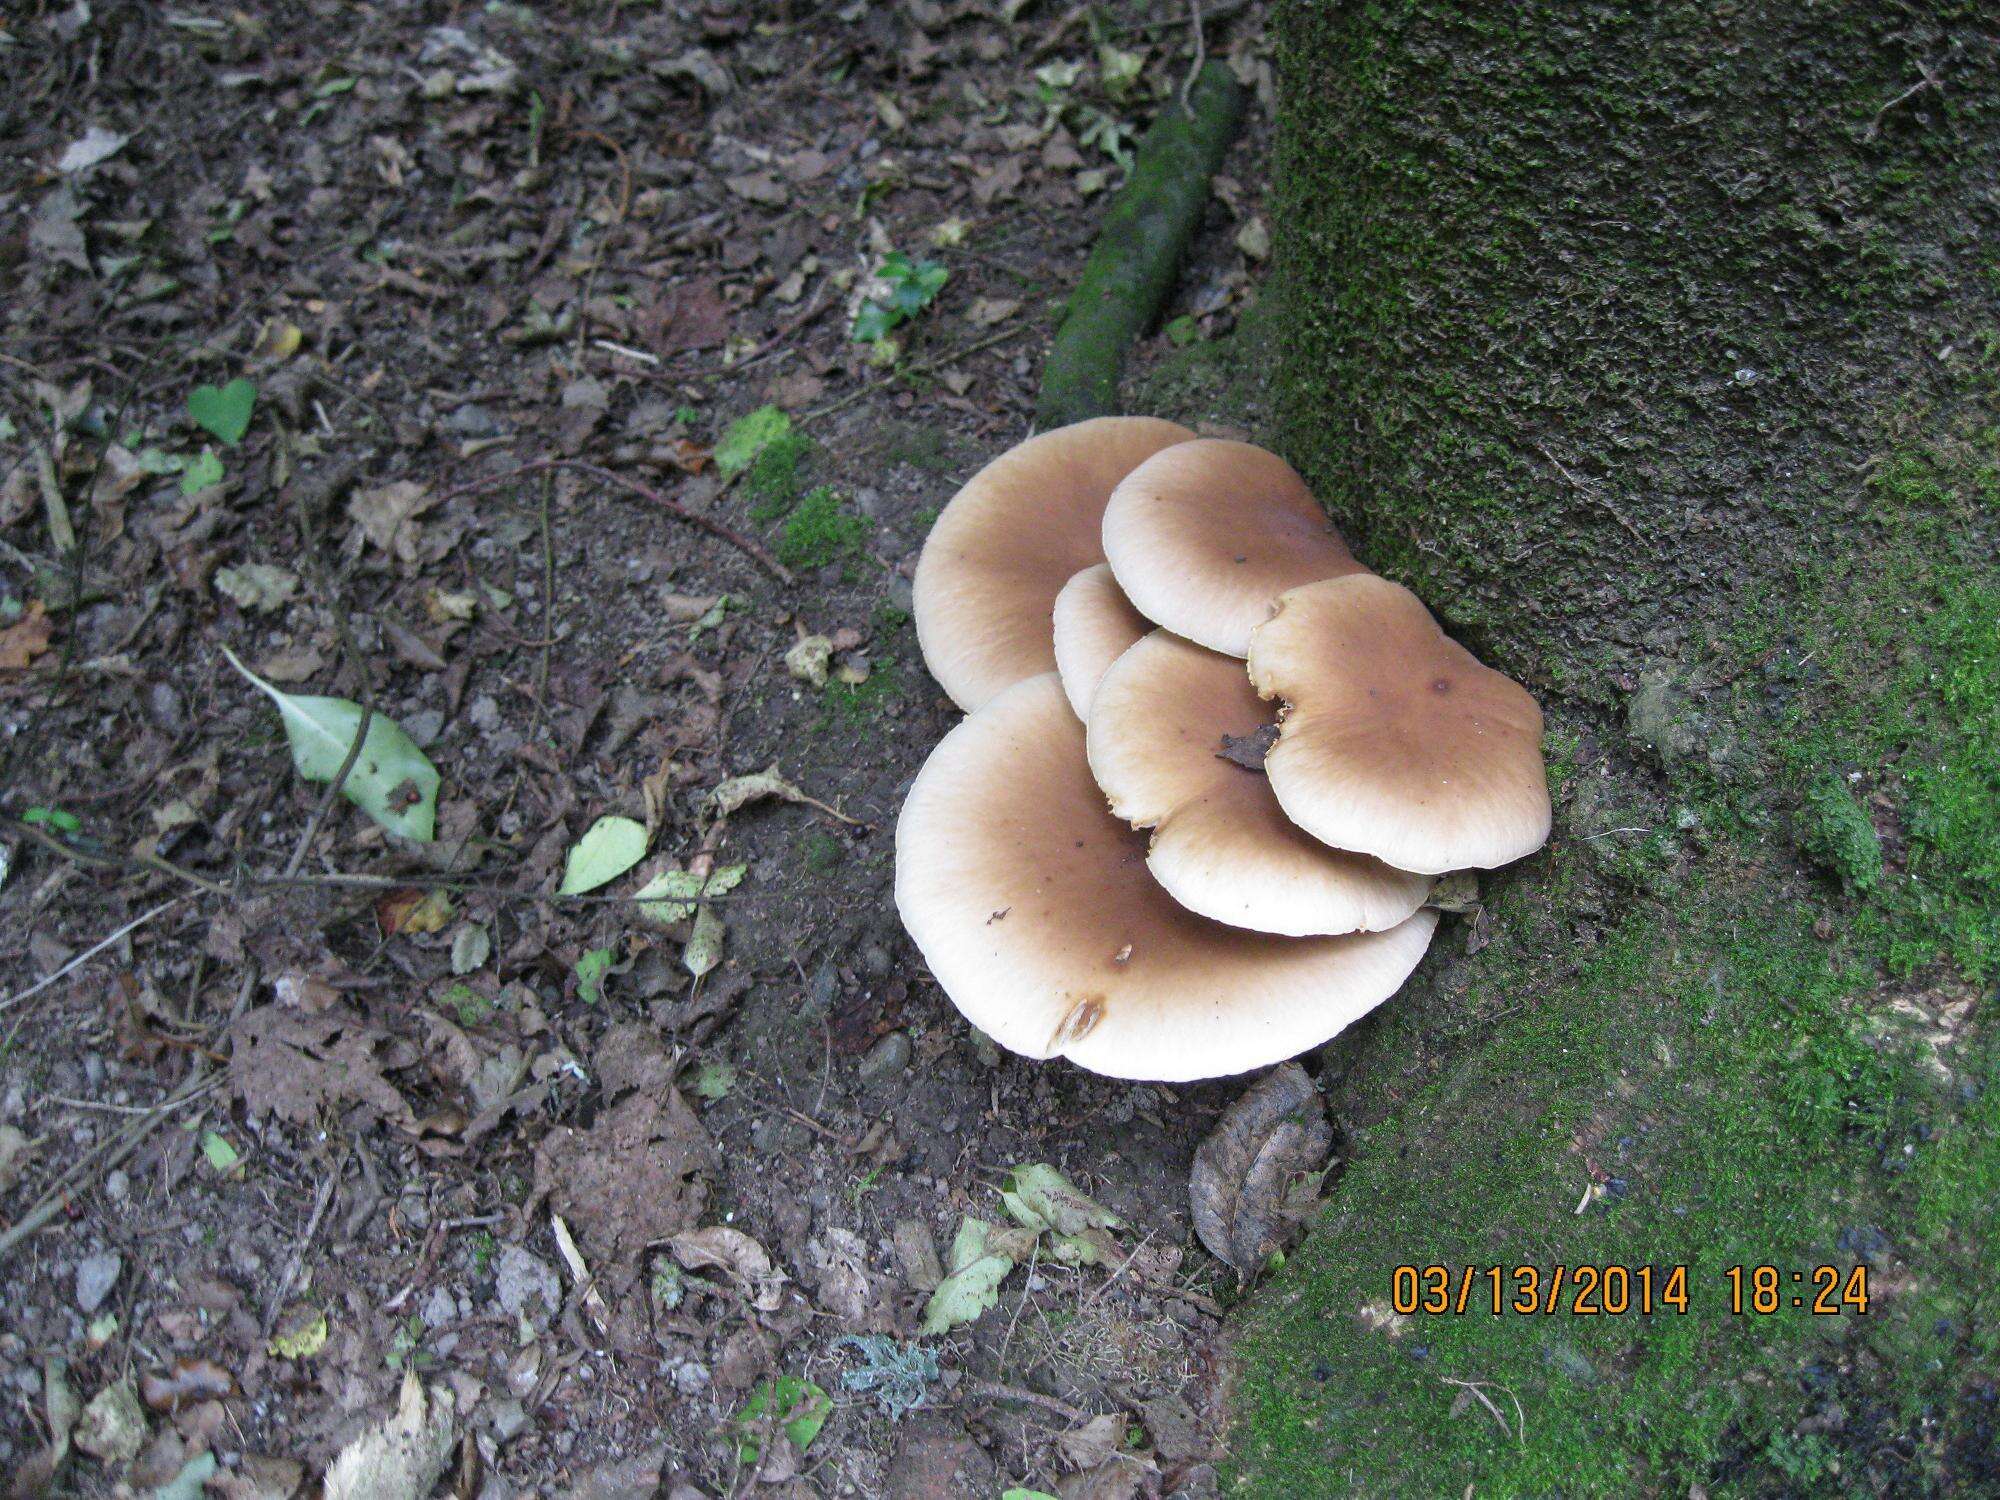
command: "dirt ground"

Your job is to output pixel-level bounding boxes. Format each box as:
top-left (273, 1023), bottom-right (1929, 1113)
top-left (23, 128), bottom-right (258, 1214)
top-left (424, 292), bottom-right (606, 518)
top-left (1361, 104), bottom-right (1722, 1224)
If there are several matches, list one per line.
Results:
top-left (0, 3), bottom-right (1286, 1496)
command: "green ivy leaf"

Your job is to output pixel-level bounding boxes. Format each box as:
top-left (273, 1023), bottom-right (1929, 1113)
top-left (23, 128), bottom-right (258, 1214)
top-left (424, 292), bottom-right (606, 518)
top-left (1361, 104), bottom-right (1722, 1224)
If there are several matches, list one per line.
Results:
top-left (186, 378), bottom-right (258, 446)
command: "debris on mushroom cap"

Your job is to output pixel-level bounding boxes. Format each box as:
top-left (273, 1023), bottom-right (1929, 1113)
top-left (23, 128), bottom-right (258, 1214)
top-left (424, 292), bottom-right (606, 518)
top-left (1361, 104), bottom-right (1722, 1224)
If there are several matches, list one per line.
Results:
top-left (1248, 575), bottom-right (1552, 875)
top-left (913, 417), bottom-right (1195, 711)
top-left (1088, 631), bottom-right (1434, 936)
top-left (1052, 564), bottom-right (1152, 720)
top-left (895, 673), bottom-right (1440, 1082)
top-left (1101, 439), bottom-right (1367, 658)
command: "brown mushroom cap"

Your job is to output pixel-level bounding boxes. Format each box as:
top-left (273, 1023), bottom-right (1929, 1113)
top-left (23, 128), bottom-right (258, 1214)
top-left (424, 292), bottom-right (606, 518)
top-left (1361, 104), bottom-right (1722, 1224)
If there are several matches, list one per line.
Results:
top-left (1248, 575), bottom-right (1552, 875)
top-left (1101, 439), bottom-right (1366, 657)
top-left (1087, 631), bottom-right (1433, 935)
top-left (914, 417), bottom-right (1195, 711)
top-left (1052, 564), bottom-right (1152, 720)
top-left (895, 673), bottom-right (1439, 1081)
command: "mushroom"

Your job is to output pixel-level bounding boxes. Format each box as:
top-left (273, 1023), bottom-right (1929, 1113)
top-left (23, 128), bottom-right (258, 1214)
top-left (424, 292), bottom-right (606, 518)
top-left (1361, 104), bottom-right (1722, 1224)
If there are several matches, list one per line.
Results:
top-left (1052, 564), bottom-right (1152, 719)
top-left (913, 416), bottom-right (1195, 711)
top-left (1101, 439), bottom-right (1366, 657)
top-left (895, 673), bottom-right (1439, 1081)
top-left (1248, 575), bottom-right (1551, 874)
top-left (1087, 630), bottom-right (1434, 936)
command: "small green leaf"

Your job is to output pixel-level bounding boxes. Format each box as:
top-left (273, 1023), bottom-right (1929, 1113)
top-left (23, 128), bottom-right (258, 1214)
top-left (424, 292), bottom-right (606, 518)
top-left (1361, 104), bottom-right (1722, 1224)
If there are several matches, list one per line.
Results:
top-left (222, 647), bottom-right (440, 842)
top-left (200, 1130), bottom-right (241, 1173)
top-left (179, 446), bottom-right (225, 495)
top-left (690, 1060), bottom-right (736, 1101)
top-left (186, 378), bottom-right (257, 446)
top-left (635, 862), bottom-right (747, 925)
top-left (733, 1376), bottom-right (831, 1463)
top-left (450, 923), bottom-right (491, 975)
top-left (559, 816), bottom-right (649, 895)
top-left (268, 1308), bottom-right (329, 1360)
top-left (22, 805), bottom-right (81, 834)
top-left (1000, 1163), bottom-right (1124, 1236)
top-left (1003, 1491), bottom-right (1061, 1500)
top-left (576, 946), bottom-right (615, 1005)
top-left (714, 405), bottom-right (793, 479)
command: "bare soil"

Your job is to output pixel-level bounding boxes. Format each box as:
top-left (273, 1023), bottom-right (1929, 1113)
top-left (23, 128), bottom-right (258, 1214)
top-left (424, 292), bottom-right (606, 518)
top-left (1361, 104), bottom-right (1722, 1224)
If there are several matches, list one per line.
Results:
top-left (0, 3), bottom-right (1280, 1496)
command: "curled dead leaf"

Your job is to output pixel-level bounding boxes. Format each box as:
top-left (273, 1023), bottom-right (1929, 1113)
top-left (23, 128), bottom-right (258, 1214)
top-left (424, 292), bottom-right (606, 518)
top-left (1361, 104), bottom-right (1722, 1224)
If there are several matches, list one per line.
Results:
top-left (1189, 1061), bottom-right (1333, 1277)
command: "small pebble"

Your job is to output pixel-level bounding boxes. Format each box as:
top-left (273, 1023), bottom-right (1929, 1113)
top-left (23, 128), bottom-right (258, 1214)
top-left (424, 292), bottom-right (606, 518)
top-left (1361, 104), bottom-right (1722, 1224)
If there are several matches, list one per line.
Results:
top-left (858, 1030), bottom-right (911, 1085)
top-left (75, 1252), bottom-right (122, 1315)
top-left (103, 1171), bottom-right (129, 1203)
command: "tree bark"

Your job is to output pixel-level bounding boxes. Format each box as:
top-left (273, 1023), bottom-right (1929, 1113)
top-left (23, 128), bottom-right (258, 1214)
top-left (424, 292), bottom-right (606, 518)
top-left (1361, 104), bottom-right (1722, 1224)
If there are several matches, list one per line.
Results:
top-left (1272, 0), bottom-right (1998, 693)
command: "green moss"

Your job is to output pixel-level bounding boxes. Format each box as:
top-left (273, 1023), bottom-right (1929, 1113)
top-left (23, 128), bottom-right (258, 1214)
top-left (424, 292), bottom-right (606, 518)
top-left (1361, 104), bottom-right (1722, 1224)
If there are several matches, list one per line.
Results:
top-left (776, 485), bottom-right (869, 573)
top-left (1800, 772), bottom-right (1885, 893)
top-left (824, 661), bottom-right (903, 724)
top-left (800, 830), bottom-right (844, 875)
top-left (744, 432), bottom-right (813, 523)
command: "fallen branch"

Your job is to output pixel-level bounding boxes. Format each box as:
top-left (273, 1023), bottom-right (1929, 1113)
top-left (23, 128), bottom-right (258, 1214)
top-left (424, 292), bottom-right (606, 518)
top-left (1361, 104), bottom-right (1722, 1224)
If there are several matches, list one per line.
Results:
top-left (1036, 62), bottom-right (1247, 427)
top-left (438, 458), bottom-right (793, 585)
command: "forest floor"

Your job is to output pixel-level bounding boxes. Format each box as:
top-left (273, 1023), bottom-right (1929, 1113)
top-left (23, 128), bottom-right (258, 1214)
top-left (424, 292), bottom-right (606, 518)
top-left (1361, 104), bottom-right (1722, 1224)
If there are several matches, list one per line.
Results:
top-left (0, 4), bottom-right (1280, 1497)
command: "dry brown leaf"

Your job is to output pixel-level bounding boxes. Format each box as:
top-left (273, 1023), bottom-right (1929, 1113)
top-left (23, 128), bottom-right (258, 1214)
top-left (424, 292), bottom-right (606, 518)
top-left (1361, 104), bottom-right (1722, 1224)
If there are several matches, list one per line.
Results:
top-left (230, 1005), bottom-right (416, 1129)
top-left (0, 602), bottom-right (52, 671)
top-left (322, 1371), bottom-right (453, 1500)
top-left (670, 1225), bottom-right (788, 1312)
top-left (533, 1085), bottom-right (716, 1277)
top-left (346, 480), bottom-right (440, 567)
top-left (1189, 1062), bottom-right (1332, 1277)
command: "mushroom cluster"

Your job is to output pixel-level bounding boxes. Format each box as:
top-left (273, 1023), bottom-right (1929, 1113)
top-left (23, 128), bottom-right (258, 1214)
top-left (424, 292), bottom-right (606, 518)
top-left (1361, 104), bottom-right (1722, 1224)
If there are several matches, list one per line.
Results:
top-left (898, 419), bottom-right (1551, 1082)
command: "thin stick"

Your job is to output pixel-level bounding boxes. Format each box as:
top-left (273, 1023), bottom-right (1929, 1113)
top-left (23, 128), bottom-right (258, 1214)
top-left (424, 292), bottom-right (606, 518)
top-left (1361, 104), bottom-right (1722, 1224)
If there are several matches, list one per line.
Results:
top-left (964, 1380), bottom-right (1089, 1425)
top-left (436, 460), bottom-right (793, 585)
top-left (0, 1074), bottom-right (222, 1257)
top-left (536, 473), bottom-right (555, 724)
top-left (5, 818), bottom-right (231, 898)
top-left (263, 1146), bottom-right (346, 1337)
top-left (803, 325), bottom-right (1034, 423)
top-left (282, 449), bottom-right (375, 878)
top-left (0, 897), bottom-right (184, 1014)
top-left (1181, 0), bottom-right (1206, 120)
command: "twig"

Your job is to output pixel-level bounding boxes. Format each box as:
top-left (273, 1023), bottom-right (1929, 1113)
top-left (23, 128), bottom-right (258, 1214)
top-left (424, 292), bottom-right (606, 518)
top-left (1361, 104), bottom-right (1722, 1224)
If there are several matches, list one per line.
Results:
top-left (0, 1073), bottom-right (223, 1258)
top-left (536, 473), bottom-right (556, 724)
top-left (5, 818), bottom-right (232, 899)
top-left (1865, 56), bottom-right (1947, 141)
top-left (436, 459), bottom-right (793, 585)
top-left (1181, 0), bottom-right (1205, 120)
top-left (1536, 441), bottom-right (1646, 544)
top-left (964, 1380), bottom-right (1089, 1425)
top-left (281, 450), bottom-right (375, 878)
top-left (0, 896), bottom-right (185, 1014)
top-left (263, 1146), bottom-right (347, 1337)
top-left (1439, 1376), bottom-right (1525, 1447)
top-left (804, 325), bottom-right (1035, 423)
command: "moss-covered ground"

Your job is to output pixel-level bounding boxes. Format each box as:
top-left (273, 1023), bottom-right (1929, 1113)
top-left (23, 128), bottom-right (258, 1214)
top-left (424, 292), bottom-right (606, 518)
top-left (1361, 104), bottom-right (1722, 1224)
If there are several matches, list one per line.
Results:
top-left (1223, 403), bottom-right (1999, 1494)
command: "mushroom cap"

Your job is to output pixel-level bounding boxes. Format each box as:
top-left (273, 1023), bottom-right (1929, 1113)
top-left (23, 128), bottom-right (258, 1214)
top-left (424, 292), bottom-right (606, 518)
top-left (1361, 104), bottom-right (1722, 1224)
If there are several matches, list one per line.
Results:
top-left (914, 417), bottom-right (1195, 711)
top-left (895, 673), bottom-right (1439, 1081)
top-left (1101, 439), bottom-right (1366, 657)
top-left (1052, 564), bottom-right (1152, 720)
top-left (1248, 575), bottom-right (1552, 875)
top-left (1087, 631), bottom-right (1433, 936)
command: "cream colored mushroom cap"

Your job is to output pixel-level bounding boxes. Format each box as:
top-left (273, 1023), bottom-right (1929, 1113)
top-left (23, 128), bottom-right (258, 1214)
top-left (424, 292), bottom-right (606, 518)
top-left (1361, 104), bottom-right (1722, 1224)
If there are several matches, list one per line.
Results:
top-left (1052, 564), bottom-right (1152, 719)
top-left (1101, 439), bottom-right (1366, 658)
top-left (1087, 631), bottom-right (1433, 936)
top-left (895, 673), bottom-right (1439, 1081)
top-left (914, 417), bottom-right (1195, 711)
top-left (1249, 575), bottom-right (1552, 875)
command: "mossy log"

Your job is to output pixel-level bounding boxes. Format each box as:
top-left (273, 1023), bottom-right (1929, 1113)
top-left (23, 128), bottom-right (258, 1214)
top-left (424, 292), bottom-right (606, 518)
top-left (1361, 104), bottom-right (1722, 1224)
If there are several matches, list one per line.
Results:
top-left (1036, 63), bottom-right (1247, 428)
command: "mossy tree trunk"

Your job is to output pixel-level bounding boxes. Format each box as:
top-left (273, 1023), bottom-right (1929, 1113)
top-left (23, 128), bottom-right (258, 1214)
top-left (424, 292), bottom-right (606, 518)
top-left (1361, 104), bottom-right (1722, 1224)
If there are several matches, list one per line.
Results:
top-left (1274, 0), bottom-right (1996, 696)
top-left (1229, 5), bottom-right (2000, 1494)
